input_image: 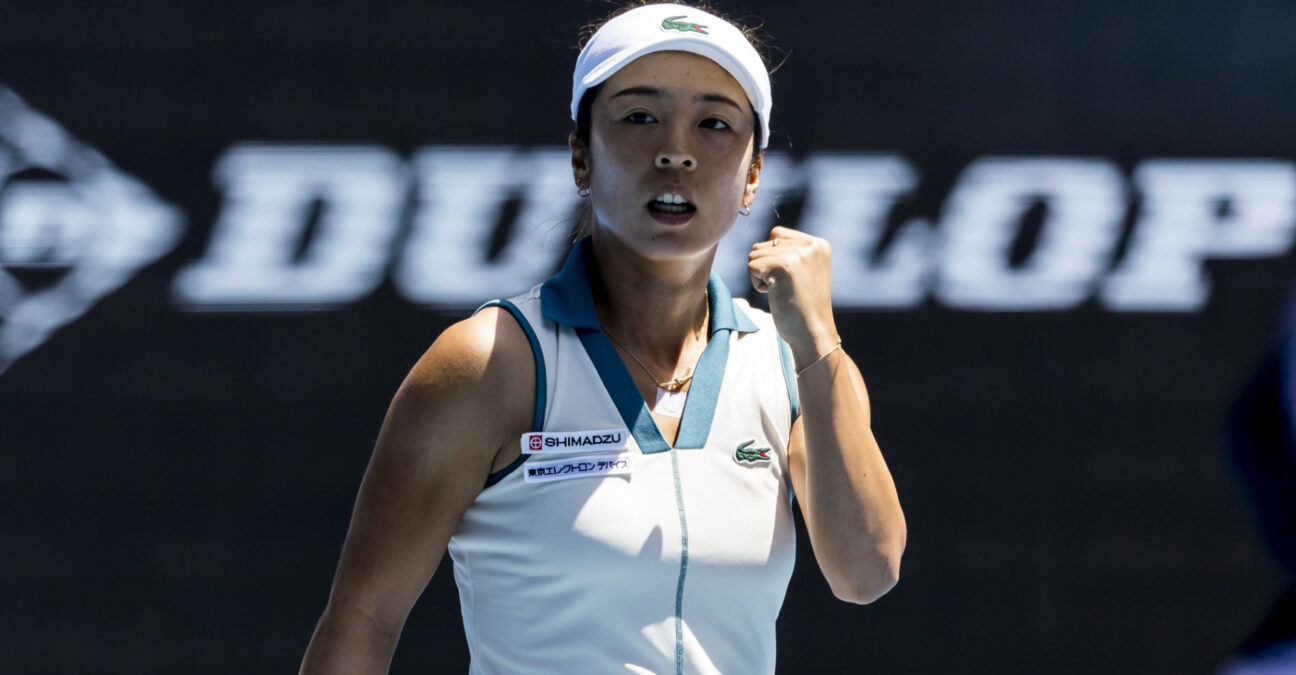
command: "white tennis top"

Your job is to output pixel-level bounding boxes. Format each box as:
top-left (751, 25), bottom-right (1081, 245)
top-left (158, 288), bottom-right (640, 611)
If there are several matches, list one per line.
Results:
top-left (447, 239), bottom-right (800, 674)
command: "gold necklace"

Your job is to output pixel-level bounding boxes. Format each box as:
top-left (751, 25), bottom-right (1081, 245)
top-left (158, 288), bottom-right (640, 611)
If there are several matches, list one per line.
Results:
top-left (602, 294), bottom-right (709, 392)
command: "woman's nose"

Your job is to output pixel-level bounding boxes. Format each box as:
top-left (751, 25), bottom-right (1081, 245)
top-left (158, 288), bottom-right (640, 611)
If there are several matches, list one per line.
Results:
top-left (656, 150), bottom-right (695, 169)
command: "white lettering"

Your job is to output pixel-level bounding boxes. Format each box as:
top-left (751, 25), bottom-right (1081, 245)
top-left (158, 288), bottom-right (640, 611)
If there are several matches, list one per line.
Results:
top-left (937, 158), bottom-right (1127, 310)
top-left (1103, 160), bottom-right (1296, 311)
top-left (396, 148), bottom-right (576, 305)
top-left (172, 145), bottom-right (408, 309)
top-left (522, 428), bottom-right (629, 454)
top-left (133, 142), bottom-right (1296, 317)
top-left (801, 155), bottom-right (928, 307)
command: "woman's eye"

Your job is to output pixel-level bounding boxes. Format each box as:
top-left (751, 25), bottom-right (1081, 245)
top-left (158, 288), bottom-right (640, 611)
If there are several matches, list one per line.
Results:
top-left (626, 112), bottom-right (657, 124)
top-left (700, 118), bottom-right (730, 130)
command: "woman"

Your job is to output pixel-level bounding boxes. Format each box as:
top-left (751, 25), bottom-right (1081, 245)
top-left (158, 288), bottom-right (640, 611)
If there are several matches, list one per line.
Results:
top-left (300, 3), bottom-right (905, 673)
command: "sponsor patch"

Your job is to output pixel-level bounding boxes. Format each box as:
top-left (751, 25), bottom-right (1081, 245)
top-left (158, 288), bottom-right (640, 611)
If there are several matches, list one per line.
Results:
top-left (520, 428), bottom-right (629, 454)
top-left (523, 453), bottom-right (632, 484)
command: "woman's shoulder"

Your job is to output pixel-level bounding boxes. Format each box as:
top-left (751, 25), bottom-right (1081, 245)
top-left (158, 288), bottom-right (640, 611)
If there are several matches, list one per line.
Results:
top-left (407, 307), bottom-right (534, 393)
top-left (393, 305), bottom-right (536, 439)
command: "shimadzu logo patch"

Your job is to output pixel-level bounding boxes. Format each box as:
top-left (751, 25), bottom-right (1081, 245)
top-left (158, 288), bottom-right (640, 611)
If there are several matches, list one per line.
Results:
top-left (521, 428), bottom-right (628, 454)
top-left (524, 453), bottom-right (631, 484)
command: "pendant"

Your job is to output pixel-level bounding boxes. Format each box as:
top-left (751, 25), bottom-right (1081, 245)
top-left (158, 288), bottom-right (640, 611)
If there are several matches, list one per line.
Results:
top-left (659, 370), bottom-right (693, 392)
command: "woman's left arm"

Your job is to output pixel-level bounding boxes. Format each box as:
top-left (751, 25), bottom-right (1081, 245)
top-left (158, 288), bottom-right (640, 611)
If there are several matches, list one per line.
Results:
top-left (748, 226), bottom-right (907, 604)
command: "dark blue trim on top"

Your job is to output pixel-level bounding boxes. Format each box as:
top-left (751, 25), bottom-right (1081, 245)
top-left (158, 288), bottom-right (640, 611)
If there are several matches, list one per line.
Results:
top-left (778, 338), bottom-right (800, 503)
top-left (706, 272), bottom-right (760, 334)
top-left (671, 332), bottom-right (730, 449)
top-left (475, 299), bottom-right (546, 488)
top-left (539, 239), bottom-right (760, 454)
top-left (778, 338), bottom-right (800, 424)
top-left (540, 240), bottom-right (601, 329)
top-left (573, 294), bottom-right (742, 453)
top-left (577, 327), bottom-right (672, 454)
top-left (485, 450), bottom-right (530, 488)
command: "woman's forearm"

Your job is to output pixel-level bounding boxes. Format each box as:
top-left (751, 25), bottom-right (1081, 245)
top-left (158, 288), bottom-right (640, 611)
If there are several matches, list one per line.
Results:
top-left (300, 603), bottom-right (400, 675)
top-left (793, 349), bottom-right (906, 604)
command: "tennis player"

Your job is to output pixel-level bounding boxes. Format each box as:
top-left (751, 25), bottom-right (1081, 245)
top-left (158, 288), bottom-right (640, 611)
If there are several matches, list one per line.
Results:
top-left (300, 3), bottom-right (905, 673)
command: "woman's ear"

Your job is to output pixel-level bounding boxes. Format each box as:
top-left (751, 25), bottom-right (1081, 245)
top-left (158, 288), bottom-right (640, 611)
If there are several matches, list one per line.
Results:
top-left (570, 130), bottom-right (591, 189)
top-left (742, 153), bottom-right (763, 208)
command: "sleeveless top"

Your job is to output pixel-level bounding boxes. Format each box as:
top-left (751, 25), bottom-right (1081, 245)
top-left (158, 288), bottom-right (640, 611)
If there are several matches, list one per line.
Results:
top-left (447, 239), bottom-right (800, 674)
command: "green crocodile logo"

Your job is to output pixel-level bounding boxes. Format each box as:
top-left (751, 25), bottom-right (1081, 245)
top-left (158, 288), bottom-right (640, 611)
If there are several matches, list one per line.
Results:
top-left (735, 439), bottom-right (771, 463)
top-left (662, 15), bottom-right (709, 34)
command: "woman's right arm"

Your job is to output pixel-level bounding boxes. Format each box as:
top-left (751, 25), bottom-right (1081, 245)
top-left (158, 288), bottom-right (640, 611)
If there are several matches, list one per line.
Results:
top-left (299, 308), bottom-right (535, 674)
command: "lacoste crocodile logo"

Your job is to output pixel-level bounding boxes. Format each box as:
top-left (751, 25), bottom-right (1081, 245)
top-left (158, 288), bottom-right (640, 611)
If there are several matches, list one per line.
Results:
top-left (734, 439), bottom-right (771, 463)
top-left (661, 15), bottom-right (708, 34)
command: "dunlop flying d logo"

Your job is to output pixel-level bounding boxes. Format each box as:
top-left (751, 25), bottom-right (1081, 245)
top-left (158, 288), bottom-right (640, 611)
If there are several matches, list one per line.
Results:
top-left (734, 439), bottom-right (771, 464)
top-left (0, 86), bottom-right (184, 376)
top-left (661, 15), bottom-right (708, 34)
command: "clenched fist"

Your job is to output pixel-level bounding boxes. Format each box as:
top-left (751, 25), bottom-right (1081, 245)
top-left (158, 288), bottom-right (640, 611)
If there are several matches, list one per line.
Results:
top-left (748, 226), bottom-right (842, 369)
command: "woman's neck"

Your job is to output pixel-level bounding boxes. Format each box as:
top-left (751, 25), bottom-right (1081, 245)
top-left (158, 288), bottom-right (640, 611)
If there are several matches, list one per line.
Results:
top-left (587, 230), bottom-right (714, 365)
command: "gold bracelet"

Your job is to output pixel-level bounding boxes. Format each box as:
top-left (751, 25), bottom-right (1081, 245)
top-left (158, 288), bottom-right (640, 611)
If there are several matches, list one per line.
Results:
top-left (796, 338), bottom-right (844, 378)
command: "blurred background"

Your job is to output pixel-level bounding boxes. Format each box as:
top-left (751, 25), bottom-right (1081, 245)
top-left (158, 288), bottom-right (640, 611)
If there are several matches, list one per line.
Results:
top-left (3, 0), bottom-right (1295, 672)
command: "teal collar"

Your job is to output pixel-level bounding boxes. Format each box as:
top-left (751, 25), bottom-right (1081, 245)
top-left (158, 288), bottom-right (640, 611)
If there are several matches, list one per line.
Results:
top-left (540, 237), bottom-right (760, 334)
top-left (540, 237), bottom-right (758, 452)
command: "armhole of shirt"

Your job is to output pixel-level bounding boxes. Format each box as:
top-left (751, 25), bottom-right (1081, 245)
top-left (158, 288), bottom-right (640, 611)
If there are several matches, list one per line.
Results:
top-left (777, 337), bottom-right (800, 424)
top-left (476, 299), bottom-right (546, 488)
top-left (777, 337), bottom-right (800, 503)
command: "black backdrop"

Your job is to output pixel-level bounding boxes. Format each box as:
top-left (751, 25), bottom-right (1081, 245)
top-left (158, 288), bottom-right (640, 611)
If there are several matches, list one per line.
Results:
top-left (3, 1), bottom-right (1294, 673)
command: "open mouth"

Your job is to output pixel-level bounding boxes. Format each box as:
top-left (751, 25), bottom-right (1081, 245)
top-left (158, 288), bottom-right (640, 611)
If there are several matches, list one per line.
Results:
top-left (648, 193), bottom-right (697, 215)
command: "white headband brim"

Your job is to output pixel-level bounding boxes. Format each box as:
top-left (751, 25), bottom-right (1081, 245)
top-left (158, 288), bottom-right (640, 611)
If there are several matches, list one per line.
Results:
top-left (570, 4), bottom-right (771, 150)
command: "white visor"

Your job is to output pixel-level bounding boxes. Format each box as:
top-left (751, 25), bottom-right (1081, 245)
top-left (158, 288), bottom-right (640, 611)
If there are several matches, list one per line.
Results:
top-left (570, 3), bottom-right (771, 150)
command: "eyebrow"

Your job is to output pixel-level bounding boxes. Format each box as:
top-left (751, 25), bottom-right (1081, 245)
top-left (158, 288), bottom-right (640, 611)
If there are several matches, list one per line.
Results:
top-left (608, 86), bottom-right (745, 112)
top-left (608, 86), bottom-right (663, 100)
top-left (697, 93), bottom-right (744, 111)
